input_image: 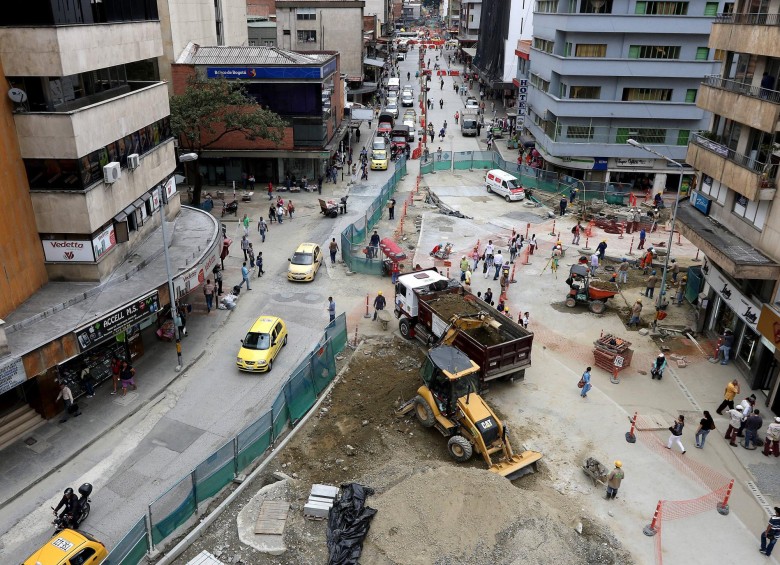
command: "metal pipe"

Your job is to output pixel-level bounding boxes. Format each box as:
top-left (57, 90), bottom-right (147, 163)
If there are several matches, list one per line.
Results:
top-left (159, 194), bottom-right (183, 371)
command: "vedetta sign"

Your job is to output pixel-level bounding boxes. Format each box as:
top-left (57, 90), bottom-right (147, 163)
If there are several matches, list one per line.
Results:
top-left (42, 239), bottom-right (94, 262)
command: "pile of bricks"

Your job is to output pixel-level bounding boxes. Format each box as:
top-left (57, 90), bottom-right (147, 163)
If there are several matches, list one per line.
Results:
top-left (303, 484), bottom-right (339, 519)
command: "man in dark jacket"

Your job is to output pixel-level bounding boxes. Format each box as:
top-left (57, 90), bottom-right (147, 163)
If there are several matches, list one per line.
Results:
top-left (744, 408), bottom-right (764, 450)
top-left (373, 291), bottom-right (387, 321)
top-left (54, 488), bottom-right (80, 527)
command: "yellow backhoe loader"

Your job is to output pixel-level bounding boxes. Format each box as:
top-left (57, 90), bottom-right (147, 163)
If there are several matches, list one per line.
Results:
top-left (401, 344), bottom-right (542, 480)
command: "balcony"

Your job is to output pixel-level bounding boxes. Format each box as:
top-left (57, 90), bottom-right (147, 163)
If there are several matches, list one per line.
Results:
top-left (0, 21), bottom-right (163, 77)
top-left (698, 76), bottom-right (780, 133)
top-left (532, 13), bottom-right (715, 35)
top-left (14, 82), bottom-right (170, 159)
top-left (710, 13), bottom-right (780, 58)
top-left (686, 133), bottom-right (775, 200)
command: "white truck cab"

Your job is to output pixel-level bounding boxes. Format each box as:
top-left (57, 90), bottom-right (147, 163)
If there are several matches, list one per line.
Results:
top-left (394, 269), bottom-right (449, 318)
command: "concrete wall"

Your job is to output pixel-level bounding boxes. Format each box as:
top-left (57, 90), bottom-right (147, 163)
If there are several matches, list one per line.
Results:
top-left (0, 62), bottom-right (48, 319)
top-left (248, 0), bottom-right (276, 17)
top-left (0, 22), bottom-right (163, 77)
top-left (686, 143), bottom-right (760, 201)
top-left (31, 140), bottom-right (177, 235)
top-left (710, 22), bottom-right (780, 59)
top-left (363, 0), bottom-right (386, 21)
top-left (14, 82), bottom-right (171, 160)
top-left (698, 84), bottom-right (780, 134)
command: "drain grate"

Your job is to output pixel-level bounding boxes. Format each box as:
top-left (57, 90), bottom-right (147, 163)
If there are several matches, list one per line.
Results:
top-left (746, 481), bottom-right (774, 515)
top-left (24, 437), bottom-right (37, 446)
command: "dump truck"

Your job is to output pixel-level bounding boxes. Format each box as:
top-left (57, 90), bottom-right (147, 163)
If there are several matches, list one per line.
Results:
top-left (394, 269), bottom-right (533, 387)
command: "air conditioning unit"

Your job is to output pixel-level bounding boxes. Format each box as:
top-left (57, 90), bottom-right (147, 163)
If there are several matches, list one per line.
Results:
top-left (127, 153), bottom-right (140, 170)
top-left (103, 162), bottom-right (121, 184)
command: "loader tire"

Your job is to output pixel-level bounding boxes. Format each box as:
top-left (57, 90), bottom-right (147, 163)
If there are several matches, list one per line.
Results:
top-left (447, 435), bottom-right (473, 462)
top-left (414, 396), bottom-right (435, 427)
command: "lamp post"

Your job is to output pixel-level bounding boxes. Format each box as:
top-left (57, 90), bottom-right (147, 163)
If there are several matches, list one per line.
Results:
top-left (626, 139), bottom-right (684, 331)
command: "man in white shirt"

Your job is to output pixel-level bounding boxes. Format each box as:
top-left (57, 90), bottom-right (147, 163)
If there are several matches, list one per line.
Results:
top-left (56, 383), bottom-right (81, 423)
top-left (493, 250), bottom-right (504, 280)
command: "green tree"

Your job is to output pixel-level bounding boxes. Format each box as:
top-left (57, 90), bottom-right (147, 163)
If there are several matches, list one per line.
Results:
top-left (170, 72), bottom-right (287, 205)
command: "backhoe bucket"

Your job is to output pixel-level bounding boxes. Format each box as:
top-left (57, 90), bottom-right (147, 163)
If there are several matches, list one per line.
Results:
top-left (489, 450), bottom-right (542, 481)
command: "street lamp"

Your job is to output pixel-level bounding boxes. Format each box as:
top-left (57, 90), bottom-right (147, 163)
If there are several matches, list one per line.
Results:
top-left (625, 139), bottom-right (685, 331)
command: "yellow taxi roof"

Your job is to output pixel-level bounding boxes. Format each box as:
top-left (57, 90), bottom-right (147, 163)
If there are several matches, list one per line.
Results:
top-left (248, 316), bottom-right (282, 333)
top-left (294, 242), bottom-right (318, 253)
top-left (23, 530), bottom-right (99, 565)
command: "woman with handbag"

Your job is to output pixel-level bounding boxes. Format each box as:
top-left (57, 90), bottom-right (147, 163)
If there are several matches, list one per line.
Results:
top-left (579, 367), bottom-right (592, 398)
top-left (695, 411), bottom-right (716, 448)
top-left (667, 415), bottom-right (686, 453)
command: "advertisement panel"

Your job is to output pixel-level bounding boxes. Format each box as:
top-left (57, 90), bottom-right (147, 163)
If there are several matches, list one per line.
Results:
top-left (0, 357), bottom-right (27, 395)
top-left (92, 225), bottom-right (117, 261)
top-left (164, 177), bottom-right (177, 201)
top-left (172, 237), bottom-right (221, 298)
top-left (73, 291), bottom-right (160, 352)
top-left (42, 239), bottom-right (94, 262)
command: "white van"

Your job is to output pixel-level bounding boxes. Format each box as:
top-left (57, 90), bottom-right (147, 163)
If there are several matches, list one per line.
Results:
top-left (485, 169), bottom-right (525, 202)
top-left (387, 78), bottom-right (400, 92)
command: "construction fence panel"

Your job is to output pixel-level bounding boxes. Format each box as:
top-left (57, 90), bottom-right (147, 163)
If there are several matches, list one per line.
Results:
top-left (102, 516), bottom-right (149, 565)
top-left (235, 411), bottom-right (273, 472)
top-left (194, 440), bottom-right (236, 504)
top-left (433, 152), bottom-right (452, 171)
top-left (453, 150), bottom-right (474, 170)
top-left (285, 363), bottom-right (318, 422)
top-left (310, 338), bottom-right (337, 390)
top-left (325, 313), bottom-right (348, 355)
top-left (471, 151), bottom-right (494, 170)
top-left (149, 475), bottom-right (196, 545)
top-left (271, 388), bottom-right (289, 440)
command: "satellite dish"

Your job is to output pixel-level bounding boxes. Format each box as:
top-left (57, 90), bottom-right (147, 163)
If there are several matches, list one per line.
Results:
top-left (8, 88), bottom-right (27, 103)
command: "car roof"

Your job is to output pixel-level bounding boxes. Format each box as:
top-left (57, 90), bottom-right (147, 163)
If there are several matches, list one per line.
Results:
top-left (373, 150), bottom-right (387, 156)
top-left (294, 242), bottom-right (319, 253)
top-left (249, 316), bottom-right (283, 333)
top-left (23, 530), bottom-right (96, 565)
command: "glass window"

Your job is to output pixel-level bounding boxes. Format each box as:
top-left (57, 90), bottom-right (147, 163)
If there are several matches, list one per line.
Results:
top-left (633, 128), bottom-right (667, 143)
top-left (533, 38), bottom-right (554, 53)
top-left (677, 130), bottom-right (690, 145)
top-left (628, 45), bottom-right (680, 59)
top-left (291, 252), bottom-right (314, 265)
top-left (243, 332), bottom-right (271, 350)
top-left (580, 0), bottom-right (613, 13)
top-left (685, 89), bottom-right (697, 102)
top-left (704, 1), bottom-right (719, 15)
top-left (569, 86), bottom-right (601, 99)
top-left (622, 88), bottom-right (673, 101)
top-left (732, 194), bottom-right (769, 229)
top-left (296, 8), bottom-right (316, 19)
top-left (635, 1), bottom-right (688, 14)
top-left (297, 30), bottom-right (317, 42)
top-left (696, 47), bottom-right (710, 60)
top-left (575, 44), bottom-right (607, 57)
top-left (567, 126), bottom-right (594, 140)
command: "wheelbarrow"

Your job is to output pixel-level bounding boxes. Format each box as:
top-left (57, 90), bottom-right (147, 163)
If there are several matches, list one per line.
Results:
top-left (376, 309), bottom-right (392, 331)
top-left (582, 457), bottom-right (608, 486)
top-left (319, 198), bottom-right (339, 218)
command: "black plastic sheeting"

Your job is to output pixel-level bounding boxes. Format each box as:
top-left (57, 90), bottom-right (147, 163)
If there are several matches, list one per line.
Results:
top-left (473, 0), bottom-right (510, 84)
top-left (326, 483), bottom-right (378, 565)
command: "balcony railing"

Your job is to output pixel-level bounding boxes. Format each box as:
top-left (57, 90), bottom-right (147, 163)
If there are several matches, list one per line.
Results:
top-left (704, 75), bottom-right (780, 104)
top-left (530, 119), bottom-right (691, 146)
top-left (690, 132), bottom-right (774, 176)
top-left (715, 12), bottom-right (780, 25)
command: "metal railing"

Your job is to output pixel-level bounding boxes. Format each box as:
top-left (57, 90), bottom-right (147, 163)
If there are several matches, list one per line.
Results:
top-left (703, 75), bottom-right (780, 104)
top-left (715, 12), bottom-right (780, 25)
top-left (690, 133), bottom-right (773, 176)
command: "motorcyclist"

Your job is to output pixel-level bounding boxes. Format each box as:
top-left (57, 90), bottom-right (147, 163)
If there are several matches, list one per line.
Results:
top-left (53, 487), bottom-right (80, 528)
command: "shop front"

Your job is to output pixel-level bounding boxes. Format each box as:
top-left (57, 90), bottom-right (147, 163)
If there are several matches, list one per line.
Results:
top-left (756, 305), bottom-right (780, 415)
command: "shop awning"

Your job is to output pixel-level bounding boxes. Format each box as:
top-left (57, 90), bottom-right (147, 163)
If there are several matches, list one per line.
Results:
top-left (347, 82), bottom-right (379, 95)
top-left (462, 48), bottom-right (477, 57)
top-left (364, 57), bottom-right (385, 68)
top-left (676, 205), bottom-right (780, 280)
top-left (519, 135), bottom-right (535, 148)
top-left (346, 75), bottom-right (363, 82)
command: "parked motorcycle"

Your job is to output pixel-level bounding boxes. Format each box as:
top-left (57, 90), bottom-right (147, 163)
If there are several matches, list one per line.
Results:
top-left (221, 199), bottom-right (238, 217)
top-left (52, 483), bottom-right (92, 533)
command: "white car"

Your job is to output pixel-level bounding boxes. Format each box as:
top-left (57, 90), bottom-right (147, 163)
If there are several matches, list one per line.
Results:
top-left (386, 103), bottom-right (399, 118)
top-left (397, 52), bottom-right (406, 61)
top-left (465, 97), bottom-right (479, 111)
top-left (401, 93), bottom-right (414, 107)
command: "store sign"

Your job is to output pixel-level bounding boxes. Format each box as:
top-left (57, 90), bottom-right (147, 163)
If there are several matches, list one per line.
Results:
top-left (691, 191), bottom-right (712, 215)
top-left (92, 225), bottom-right (117, 261)
top-left (73, 291), bottom-right (160, 352)
top-left (42, 239), bottom-right (94, 262)
top-left (0, 356), bottom-right (27, 395)
top-left (757, 305), bottom-right (780, 347)
top-left (703, 260), bottom-right (759, 330)
top-left (172, 236), bottom-right (221, 298)
top-left (164, 177), bottom-right (177, 201)
top-left (516, 79), bottom-right (527, 127)
top-left (615, 157), bottom-right (652, 168)
top-left (593, 157), bottom-right (608, 171)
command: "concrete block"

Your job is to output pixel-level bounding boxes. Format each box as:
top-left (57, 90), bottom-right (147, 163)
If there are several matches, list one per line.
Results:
top-left (304, 501), bottom-right (332, 518)
top-left (311, 484), bottom-right (339, 499)
top-left (308, 494), bottom-right (335, 506)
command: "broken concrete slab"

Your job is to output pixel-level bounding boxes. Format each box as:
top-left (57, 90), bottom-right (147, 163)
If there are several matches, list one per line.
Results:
top-left (237, 480), bottom-right (289, 556)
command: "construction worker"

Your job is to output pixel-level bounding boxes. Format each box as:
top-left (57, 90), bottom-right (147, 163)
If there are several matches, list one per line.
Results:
top-left (606, 461), bottom-right (624, 499)
top-left (373, 291), bottom-right (386, 321)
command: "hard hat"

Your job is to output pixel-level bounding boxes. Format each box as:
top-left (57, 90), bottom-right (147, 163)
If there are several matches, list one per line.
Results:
top-left (658, 353), bottom-right (664, 358)
top-left (378, 291), bottom-right (383, 295)
top-left (651, 270), bottom-right (656, 275)
top-left (614, 460), bottom-right (622, 468)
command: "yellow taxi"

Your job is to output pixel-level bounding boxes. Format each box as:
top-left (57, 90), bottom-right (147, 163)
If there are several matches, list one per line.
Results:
top-left (22, 529), bottom-right (107, 565)
top-left (370, 150), bottom-right (388, 171)
top-left (287, 242), bottom-right (323, 282)
top-left (236, 316), bottom-right (288, 372)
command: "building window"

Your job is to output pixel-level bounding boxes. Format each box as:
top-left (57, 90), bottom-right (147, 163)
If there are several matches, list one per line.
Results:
top-left (564, 42), bottom-right (572, 56)
top-left (580, 0), bottom-right (613, 13)
top-left (297, 30), bottom-right (317, 43)
top-left (536, 0), bottom-right (558, 11)
top-left (695, 47), bottom-right (710, 60)
top-left (533, 38), bottom-right (554, 53)
top-left (530, 73), bottom-right (550, 93)
top-left (633, 128), bottom-right (667, 143)
top-left (628, 45), bottom-right (680, 59)
top-left (713, 49), bottom-right (726, 61)
top-left (635, 1), bottom-right (688, 14)
top-left (700, 175), bottom-right (727, 204)
top-left (677, 130), bottom-right (690, 145)
top-left (249, 40), bottom-right (257, 46)
top-left (704, 1), bottom-right (719, 15)
top-left (570, 86), bottom-right (601, 99)
top-left (685, 89), bottom-right (697, 102)
top-left (622, 88), bottom-right (673, 101)
top-left (296, 8), bottom-right (316, 20)
top-left (733, 194), bottom-right (769, 230)
top-left (575, 44), bottom-right (607, 57)
top-left (567, 126), bottom-right (594, 139)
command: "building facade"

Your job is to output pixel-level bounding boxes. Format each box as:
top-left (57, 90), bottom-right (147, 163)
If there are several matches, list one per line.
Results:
top-left (680, 0), bottom-right (780, 414)
top-left (459, 0), bottom-right (482, 43)
top-left (248, 19), bottom-right (278, 46)
top-left (275, 0), bottom-right (365, 79)
top-left (526, 0), bottom-right (720, 190)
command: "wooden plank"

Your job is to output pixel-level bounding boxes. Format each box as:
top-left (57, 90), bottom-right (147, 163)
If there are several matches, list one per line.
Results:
top-left (254, 500), bottom-right (290, 535)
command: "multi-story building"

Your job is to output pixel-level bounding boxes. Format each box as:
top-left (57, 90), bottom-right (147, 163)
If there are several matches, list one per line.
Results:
top-left (248, 19), bottom-right (278, 47)
top-left (459, 0), bottom-right (482, 44)
top-left (680, 0), bottom-right (780, 413)
top-left (526, 0), bottom-right (720, 191)
top-left (275, 0), bottom-right (365, 78)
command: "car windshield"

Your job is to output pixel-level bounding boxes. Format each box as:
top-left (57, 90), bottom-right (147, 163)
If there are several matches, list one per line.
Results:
top-left (392, 135), bottom-right (406, 142)
top-left (379, 121), bottom-right (392, 128)
top-left (243, 332), bottom-right (271, 350)
top-left (506, 179), bottom-right (520, 189)
top-left (373, 141), bottom-right (386, 149)
top-left (463, 119), bottom-right (477, 127)
top-left (291, 252), bottom-right (314, 265)
top-left (372, 152), bottom-right (386, 160)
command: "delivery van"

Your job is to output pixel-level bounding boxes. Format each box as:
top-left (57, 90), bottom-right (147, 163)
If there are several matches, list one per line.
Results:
top-left (485, 169), bottom-right (525, 202)
top-left (461, 112), bottom-right (478, 136)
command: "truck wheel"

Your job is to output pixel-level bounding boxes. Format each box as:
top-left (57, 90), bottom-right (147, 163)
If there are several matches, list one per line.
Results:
top-left (414, 396), bottom-right (435, 427)
top-left (565, 297), bottom-right (577, 308)
top-left (447, 435), bottom-right (473, 462)
top-left (399, 318), bottom-right (414, 339)
top-left (589, 300), bottom-right (606, 314)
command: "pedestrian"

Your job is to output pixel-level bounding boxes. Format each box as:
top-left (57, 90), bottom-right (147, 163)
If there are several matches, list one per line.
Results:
top-left (440, 78), bottom-right (444, 90)
top-left (559, 197), bottom-right (567, 216)
top-left (638, 228), bottom-right (646, 250)
top-left (493, 250), bottom-right (504, 280)
top-left (628, 299), bottom-right (643, 328)
top-left (369, 230), bottom-right (380, 259)
top-left (666, 414), bottom-right (685, 453)
top-left (318, 175), bottom-right (323, 194)
top-left (392, 261), bottom-right (401, 284)
top-left (641, 248), bottom-right (654, 274)
top-left (373, 291), bottom-right (386, 321)
top-left (240, 262), bottom-right (251, 290)
top-left (277, 203), bottom-right (285, 223)
top-left (268, 203), bottom-right (276, 223)
top-left (718, 329), bottom-right (735, 365)
top-left (695, 411), bottom-right (716, 448)
top-left (759, 507), bottom-right (780, 556)
top-left (570, 187), bottom-right (578, 204)
top-left (484, 288), bottom-right (494, 306)
top-left (176, 302), bottom-right (188, 337)
top-left (203, 278), bottom-right (215, 313)
top-left (248, 174), bottom-right (255, 190)
top-left (650, 353), bottom-right (667, 379)
top-left (486, 137), bottom-right (493, 151)
top-left (110, 356), bottom-right (122, 395)
top-left (287, 200), bottom-right (295, 220)
top-left (509, 237), bottom-right (518, 263)
top-left (670, 259), bottom-right (679, 282)
top-left (675, 276), bottom-right (687, 305)
top-left (327, 296), bottom-right (336, 322)
top-left (120, 360), bottom-right (137, 396)
top-left (240, 235), bottom-right (250, 260)
top-left (529, 234), bottom-right (537, 255)
top-left (579, 366), bottom-right (592, 398)
top-left (521, 312), bottom-right (530, 328)
top-left (439, 98), bottom-right (444, 109)
top-left (79, 365), bottom-right (95, 397)
top-left (247, 242), bottom-right (255, 268)
top-left (605, 461), bottom-right (624, 500)
top-left (645, 271), bottom-right (658, 298)
top-left (572, 223), bottom-right (581, 245)
top-left (471, 247), bottom-right (481, 271)
top-left (716, 378), bottom-right (740, 415)
top-left (630, 208), bottom-right (640, 234)
top-left (596, 239), bottom-right (607, 260)
top-left (737, 394), bottom-right (757, 437)
top-left (590, 252), bottom-right (599, 275)
top-left (256, 252), bottom-right (264, 276)
top-left (268, 182), bottom-right (274, 200)
top-left (460, 256), bottom-right (469, 280)
top-left (455, 110), bottom-right (459, 124)
top-left (328, 237), bottom-right (339, 265)
top-left (242, 214), bottom-right (250, 236)
top-left (725, 405), bottom-right (744, 446)
top-left (744, 408), bottom-right (763, 450)
top-left (617, 258), bottom-right (629, 284)
top-left (388, 197), bottom-right (396, 220)
top-left (56, 382), bottom-right (80, 422)
top-left (213, 265), bottom-right (223, 295)
top-left (763, 417), bottom-right (780, 457)
top-left (258, 217), bottom-right (268, 242)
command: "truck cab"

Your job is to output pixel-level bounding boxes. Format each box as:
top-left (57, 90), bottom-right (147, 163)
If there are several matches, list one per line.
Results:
top-left (394, 269), bottom-right (451, 320)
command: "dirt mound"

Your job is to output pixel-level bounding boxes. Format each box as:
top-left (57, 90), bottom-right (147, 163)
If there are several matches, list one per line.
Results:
top-left (362, 465), bottom-right (632, 565)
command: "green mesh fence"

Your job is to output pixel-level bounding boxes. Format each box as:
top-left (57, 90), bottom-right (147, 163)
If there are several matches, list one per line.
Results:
top-left (194, 441), bottom-right (235, 503)
top-left (103, 517), bottom-right (148, 565)
top-left (150, 476), bottom-right (196, 545)
top-left (236, 429), bottom-right (272, 471)
top-left (285, 368), bottom-right (318, 421)
top-left (271, 390), bottom-right (289, 438)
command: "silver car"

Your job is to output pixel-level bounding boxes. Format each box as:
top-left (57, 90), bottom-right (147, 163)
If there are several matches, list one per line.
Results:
top-left (386, 103), bottom-right (399, 118)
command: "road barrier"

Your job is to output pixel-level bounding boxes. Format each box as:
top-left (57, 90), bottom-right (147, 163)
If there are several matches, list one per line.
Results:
top-left (103, 315), bottom-right (349, 565)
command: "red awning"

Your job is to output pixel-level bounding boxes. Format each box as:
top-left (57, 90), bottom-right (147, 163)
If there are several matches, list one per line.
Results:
top-left (380, 237), bottom-right (407, 261)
